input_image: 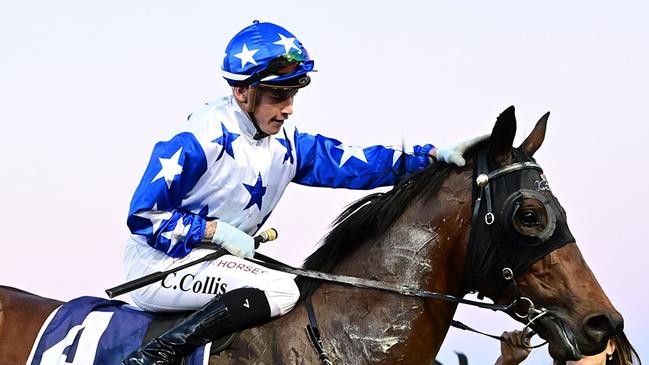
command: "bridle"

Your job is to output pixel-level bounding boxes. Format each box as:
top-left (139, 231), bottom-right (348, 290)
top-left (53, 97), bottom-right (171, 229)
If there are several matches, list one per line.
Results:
top-left (247, 149), bottom-right (575, 361)
top-left (460, 148), bottom-right (575, 347)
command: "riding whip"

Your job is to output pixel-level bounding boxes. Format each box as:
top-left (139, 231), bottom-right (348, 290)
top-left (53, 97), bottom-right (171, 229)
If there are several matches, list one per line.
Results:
top-left (105, 228), bottom-right (277, 298)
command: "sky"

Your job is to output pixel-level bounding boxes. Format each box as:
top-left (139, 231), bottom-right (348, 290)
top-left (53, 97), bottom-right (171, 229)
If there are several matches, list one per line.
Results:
top-left (0, 1), bottom-right (647, 363)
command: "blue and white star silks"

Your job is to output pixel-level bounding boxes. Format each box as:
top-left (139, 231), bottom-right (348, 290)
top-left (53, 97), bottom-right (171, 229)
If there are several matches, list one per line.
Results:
top-left (257, 211), bottom-right (273, 230)
top-left (152, 147), bottom-right (183, 189)
top-left (335, 144), bottom-right (368, 167)
top-left (213, 122), bottom-right (240, 161)
top-left (134, 203), bottom-right (172, 234)
top-left (276, 128), bottom-right (294, 164)
top-left (127, 95), bottom-right (435, 258)
top-left (161, 217), bottom-right (190, 254)
top-left (243, 173), bottom-right (267, 211)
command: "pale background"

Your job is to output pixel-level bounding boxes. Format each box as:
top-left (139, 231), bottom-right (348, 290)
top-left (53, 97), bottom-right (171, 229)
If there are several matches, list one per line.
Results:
top-left (0, 1), bottom-right (647, 363)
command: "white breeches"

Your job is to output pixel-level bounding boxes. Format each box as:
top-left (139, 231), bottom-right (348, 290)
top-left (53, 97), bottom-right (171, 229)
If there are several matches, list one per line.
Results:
top-left (123, 239), bottom-right (299, 317)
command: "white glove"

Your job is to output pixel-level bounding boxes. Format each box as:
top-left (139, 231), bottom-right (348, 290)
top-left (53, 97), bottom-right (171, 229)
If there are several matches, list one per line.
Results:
top-left (211, 221), bottom-right (255, 258)
top-left (435, 134), bottom-right (489, 167)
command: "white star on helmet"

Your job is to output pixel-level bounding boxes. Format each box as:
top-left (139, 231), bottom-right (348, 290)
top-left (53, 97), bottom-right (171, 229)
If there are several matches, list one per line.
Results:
top-left (234, 43), bottom-right (259, 68)
top-left (273, 33), bottom-right (299, 54)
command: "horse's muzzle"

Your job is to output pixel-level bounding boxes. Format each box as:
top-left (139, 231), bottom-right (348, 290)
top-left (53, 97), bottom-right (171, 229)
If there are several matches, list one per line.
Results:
top-left (580, 312), bottom-right (624, 355)
top-left (535, 309), bottom-right (624, 361)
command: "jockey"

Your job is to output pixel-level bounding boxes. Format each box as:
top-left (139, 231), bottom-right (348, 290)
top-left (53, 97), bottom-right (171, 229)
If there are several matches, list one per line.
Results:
top-left (122, 20), bottom-right (472, 364)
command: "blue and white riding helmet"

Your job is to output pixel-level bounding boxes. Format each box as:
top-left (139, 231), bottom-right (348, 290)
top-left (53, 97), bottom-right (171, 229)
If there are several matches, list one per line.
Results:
top-left (221, 21), bottom-right (315, 90)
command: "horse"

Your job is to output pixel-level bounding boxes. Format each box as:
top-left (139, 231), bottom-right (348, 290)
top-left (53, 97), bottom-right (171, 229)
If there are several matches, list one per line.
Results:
top-left (0, 106), bottom-right (623, 364)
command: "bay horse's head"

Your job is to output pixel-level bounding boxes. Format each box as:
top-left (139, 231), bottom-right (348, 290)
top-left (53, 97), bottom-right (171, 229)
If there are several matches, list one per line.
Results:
top-left (469, 106), bottom-right (623, 361)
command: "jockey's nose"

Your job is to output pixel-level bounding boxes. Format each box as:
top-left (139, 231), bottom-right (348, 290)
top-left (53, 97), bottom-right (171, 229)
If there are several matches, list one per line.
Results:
top-left (582, 312), bottom-right (624, 344)
top-left (281, 98), bottom-right (293, 116)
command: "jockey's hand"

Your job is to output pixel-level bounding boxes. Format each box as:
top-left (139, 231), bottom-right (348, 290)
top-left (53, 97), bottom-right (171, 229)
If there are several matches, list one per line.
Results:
top-left (431, 134), bottom-right (489, 167)
top-left (211, 221), bottom-right (255, 259)
top-left (496, 330), bottom-right (533, 365)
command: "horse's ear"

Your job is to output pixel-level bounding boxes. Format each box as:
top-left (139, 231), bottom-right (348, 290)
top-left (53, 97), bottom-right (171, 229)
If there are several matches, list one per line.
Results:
top-left (488, 106), bottom-right (517, 165)
top-left (519, 111), bottom-right (550, 157)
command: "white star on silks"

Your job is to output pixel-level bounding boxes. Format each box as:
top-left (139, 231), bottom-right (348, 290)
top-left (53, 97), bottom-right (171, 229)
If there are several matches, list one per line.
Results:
top-left (335, 144), bottom-right (368, 167)
top-left (390, 145), bottom-right (414, 167)
top-left (243, 173), bottom-right (267, 211)
top-left (134, 203), bottom-right (173, 234)
top-left (234, 44), bottom-right (259, 69)
top-left (273, 33), bottom-right (299, 54)
top-left (161, 217), bottom-right (190, 252)
top-left (152, 147), bottom-right (183, 189)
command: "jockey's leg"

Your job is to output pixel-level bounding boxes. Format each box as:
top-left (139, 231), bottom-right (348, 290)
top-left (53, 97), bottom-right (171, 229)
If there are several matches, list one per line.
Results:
top-left (121, 247), bottom-right (299, 364)
top-left (122, 287), bottom-right (271, 365)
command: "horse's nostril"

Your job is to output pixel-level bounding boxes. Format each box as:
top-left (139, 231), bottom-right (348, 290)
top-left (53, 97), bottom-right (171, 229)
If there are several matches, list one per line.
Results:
top-left (583, 313), bottom-right (623, 343)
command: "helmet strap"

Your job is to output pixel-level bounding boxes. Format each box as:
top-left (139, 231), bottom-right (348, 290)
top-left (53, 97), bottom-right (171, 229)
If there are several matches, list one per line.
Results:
top-left (242, 85), bottom-right (258, 113)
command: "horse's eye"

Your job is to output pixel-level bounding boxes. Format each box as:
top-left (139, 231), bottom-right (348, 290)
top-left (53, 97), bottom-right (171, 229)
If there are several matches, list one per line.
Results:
top-left (521, 210), bottom-right (539, 226)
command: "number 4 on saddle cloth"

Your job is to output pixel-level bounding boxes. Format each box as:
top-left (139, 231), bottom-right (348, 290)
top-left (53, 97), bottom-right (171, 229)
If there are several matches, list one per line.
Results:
top-left (26, 296), bottom-right (230, 365)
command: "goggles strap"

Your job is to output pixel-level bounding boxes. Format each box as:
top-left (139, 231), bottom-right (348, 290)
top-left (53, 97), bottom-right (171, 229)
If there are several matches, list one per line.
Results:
top-left (243, 86), bottom-right (269, 140)
top-left (244, 86), bottom-right (257, 113)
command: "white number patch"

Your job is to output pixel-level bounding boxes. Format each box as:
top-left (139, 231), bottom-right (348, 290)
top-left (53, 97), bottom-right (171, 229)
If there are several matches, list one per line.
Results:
top-left (40, 311), bottom-right (114, 364)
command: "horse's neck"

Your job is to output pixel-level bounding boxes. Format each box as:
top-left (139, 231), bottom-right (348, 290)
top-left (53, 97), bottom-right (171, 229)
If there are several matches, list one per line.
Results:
top-left (305, 170), bottom-right (474, 364)
top-left (214, 170), bottom-right (474, 364)
top-left (361, 169), bottom-right (473, 292)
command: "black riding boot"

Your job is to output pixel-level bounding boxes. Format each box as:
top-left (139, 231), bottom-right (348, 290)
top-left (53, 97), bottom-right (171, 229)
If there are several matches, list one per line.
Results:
top-left (122, 287), bottom-right (271, 365)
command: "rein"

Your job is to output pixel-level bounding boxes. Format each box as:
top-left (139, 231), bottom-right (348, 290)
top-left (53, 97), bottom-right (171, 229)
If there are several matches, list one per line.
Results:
top-left (248, 254), bottom-right (514, 312)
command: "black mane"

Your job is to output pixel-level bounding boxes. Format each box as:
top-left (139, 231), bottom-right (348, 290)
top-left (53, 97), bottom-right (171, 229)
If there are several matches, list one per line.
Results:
top-left (296, 142), bottom-right (486, 299)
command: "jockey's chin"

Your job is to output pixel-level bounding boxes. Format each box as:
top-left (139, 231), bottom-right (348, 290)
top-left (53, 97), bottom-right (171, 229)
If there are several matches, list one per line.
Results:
top-left (258, 117), bottom-right (286, 135)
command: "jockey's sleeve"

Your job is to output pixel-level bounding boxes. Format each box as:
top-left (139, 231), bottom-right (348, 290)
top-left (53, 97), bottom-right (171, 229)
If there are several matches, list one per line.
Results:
top-left (127, 132), bottom-right (207, 258)
top-left (291, 129), bottom-right (434, 188)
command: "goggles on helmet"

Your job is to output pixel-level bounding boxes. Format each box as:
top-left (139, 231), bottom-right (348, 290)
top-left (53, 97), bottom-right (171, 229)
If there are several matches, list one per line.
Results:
top-left (240, 50), bottom-right (313, 88)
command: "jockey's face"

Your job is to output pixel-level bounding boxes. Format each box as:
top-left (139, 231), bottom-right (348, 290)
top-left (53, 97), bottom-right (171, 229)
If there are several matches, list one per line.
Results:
top-left (253, 87), bottom-right (297, 135)
top-left (233, 86), bottom-right (297, 136)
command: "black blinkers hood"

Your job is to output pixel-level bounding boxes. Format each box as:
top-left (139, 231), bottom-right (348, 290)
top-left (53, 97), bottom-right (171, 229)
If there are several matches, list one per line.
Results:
top-left (466, 149), bottom-right (575, 292)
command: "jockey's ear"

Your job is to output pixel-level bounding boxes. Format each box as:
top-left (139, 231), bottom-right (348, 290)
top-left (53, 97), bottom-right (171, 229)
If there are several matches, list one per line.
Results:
top-left (233, 86), bottom-right (256, 113)
top-left (519, 112), bottom-right (549, 157)
top-left (232, 86), bottom-right (249, 103)
top-left (489, 105), bottom-right (517, 166)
